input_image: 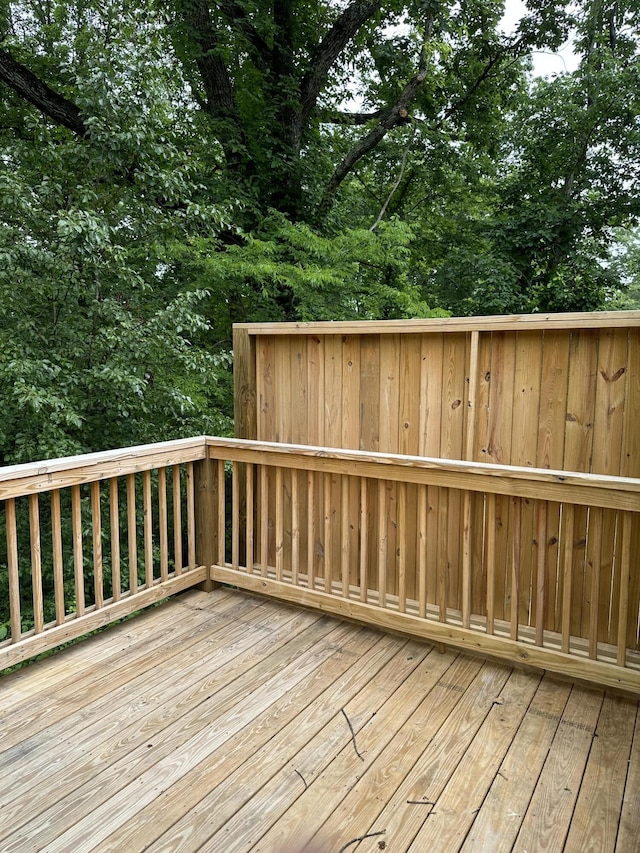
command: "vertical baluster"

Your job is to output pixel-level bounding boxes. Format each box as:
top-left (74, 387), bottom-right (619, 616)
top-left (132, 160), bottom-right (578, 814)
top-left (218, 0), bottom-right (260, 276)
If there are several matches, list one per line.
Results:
top-left (438, 489), bottom-right (448, 622)
top-left (359, 477), bottom-right (368, 603)
top-left (462, 490), bottom-right (472, 629)
top-left (535, 500), bottom-right (548, 646)
top-left (51, 490), bottom-right (65, 624)
top-left (29, 494), bottom-right (44, 633)
top-left (561, 503), bottom-right (575, 653)
top-left (246, 463), bottom-right (254, 573)
top-left (291, 469), bottom-right (299, 585)
top-left (275, 467), bottom-right (284, 581)
top-left (232, 462), bottom-right (239, 570)
top-left (617, 511), bottom-right (632, 667)
top-left (142, 471), bottom-right (153, 587)
top-left (72, 485), bottom-right (85, 614)
top-left (398, 481), bottom-right (407, 613)
top-left (307, 471), bottom-right (315, 589)
top-left (485, 493), bottom-right (496, 635)
top-left (589, 506), bottom-right (603, 659)
top-left (90, 482), bottom-right (103, 608)
top-left (418, 484), bottom-right (427, 618)
top-left (217, 459), bottom-right (225, 566)
top-left (341, 475), bottom-right (350, 599)
top-left (377, 479), bottom-right (387, 608)
top-left (6, 498), bottom-right (21, 641)
top-left (324, 472), bottom-right (332, 593)
top-left (126, 474), bottom-right (137, 594)
top-left (158, 468), bottom-right (168, 583)
top-left (186, 462), bottom-right (196, 569)
top-left (260, 466), bottom-right (268, 577)
top-left (110, 479), bottom-right (121, 600)
top-left (173, 465), bottom-right (182, 575)
top-left (510, 496), bottom-right (522, 641)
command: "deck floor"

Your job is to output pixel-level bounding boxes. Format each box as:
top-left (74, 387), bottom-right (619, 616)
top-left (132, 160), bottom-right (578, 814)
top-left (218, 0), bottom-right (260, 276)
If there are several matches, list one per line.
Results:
top-left (1, 588), bottom-right (639, 853)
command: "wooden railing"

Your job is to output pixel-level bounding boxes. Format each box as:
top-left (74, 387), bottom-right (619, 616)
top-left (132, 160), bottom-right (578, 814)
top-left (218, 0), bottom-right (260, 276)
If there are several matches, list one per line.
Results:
top-left (203, 438), bottom-right (640, 694)
top-left (0, 438), bottom-right (209, 670)
top-left (2, 436), bottom-right (639, 693)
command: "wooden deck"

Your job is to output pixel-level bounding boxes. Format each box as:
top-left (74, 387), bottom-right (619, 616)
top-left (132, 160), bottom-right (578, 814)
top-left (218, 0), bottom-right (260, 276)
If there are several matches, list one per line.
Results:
top-left (2, 589), bottom-right (639, 853)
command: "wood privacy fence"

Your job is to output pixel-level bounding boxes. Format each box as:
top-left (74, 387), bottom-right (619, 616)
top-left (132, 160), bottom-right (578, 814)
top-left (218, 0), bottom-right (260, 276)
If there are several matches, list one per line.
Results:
top-left (232, 312), bottom-right (640, 682)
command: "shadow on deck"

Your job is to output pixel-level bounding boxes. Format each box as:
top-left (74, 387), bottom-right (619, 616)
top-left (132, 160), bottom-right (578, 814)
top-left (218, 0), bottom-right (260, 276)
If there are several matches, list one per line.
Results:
top-left (2, 588), bottom-right (639, 852)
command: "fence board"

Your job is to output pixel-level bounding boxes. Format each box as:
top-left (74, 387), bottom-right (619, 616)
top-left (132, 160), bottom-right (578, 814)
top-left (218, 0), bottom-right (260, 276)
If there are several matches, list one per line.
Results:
top-left (235, 315), bottom-right (640, 651)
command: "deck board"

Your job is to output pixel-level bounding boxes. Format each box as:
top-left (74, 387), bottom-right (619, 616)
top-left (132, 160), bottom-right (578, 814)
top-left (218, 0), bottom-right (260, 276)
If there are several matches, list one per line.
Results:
top-left (1, 587), bottom-right (638, 853)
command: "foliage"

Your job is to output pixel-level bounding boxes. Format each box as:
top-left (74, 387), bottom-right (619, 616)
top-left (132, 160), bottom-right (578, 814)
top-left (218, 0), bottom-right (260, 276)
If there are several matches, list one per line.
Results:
top-left (0, 0), bottom-right (639, 465)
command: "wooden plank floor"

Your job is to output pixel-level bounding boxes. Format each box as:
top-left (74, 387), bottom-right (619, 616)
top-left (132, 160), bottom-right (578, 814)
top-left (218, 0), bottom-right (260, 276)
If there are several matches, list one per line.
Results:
top-left (1, 588), bottom-right (639, 853)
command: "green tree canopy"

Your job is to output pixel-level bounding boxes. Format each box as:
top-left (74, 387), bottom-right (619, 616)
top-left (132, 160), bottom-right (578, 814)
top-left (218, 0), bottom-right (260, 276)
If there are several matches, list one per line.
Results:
top-left (1, 0), bottom-right (639, 461)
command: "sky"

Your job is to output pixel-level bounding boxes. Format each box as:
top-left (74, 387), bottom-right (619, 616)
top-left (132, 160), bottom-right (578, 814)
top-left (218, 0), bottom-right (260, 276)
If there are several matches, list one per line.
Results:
top-left (501, 0), bottom-right (580, 77)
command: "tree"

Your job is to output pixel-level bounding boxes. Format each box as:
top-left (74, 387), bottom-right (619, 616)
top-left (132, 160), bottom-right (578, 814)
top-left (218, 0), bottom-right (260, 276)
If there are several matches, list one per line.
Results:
top-left (1, 0), bottom-right (639, 463)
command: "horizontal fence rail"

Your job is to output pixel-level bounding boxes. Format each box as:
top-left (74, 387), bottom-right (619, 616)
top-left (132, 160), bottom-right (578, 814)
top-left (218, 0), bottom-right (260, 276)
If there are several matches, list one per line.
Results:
top-left (0, 439), bottom-right (209, 670)
top-left (204, 438), bottom-right (640, 693)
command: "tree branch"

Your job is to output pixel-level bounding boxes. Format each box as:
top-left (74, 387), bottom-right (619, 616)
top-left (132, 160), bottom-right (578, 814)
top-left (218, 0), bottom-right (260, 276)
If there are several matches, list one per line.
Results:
top-left (370, 125), bottom-right (416, 230)
top-left (0, 47), bottom-right (87, 136)
top-left (214, 0), bottom-right (271, 70)
top-left (297, 0), bottom-right (381, 131)
top-left (318, 108), bottom-right (385, 125)
top-left (317, 67), bottom-right (426, 220)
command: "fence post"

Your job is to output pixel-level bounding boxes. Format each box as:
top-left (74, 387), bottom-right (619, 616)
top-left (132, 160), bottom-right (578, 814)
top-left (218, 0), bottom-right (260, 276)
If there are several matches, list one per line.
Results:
top-left (234, 326), bottom-right (257, 563)
top-left (195, 456), bottom-right (220, 592)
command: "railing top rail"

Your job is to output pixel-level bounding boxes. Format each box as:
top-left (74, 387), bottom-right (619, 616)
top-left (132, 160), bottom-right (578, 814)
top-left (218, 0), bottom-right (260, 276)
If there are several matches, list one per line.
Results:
top-left (1, 435), bottom-right (639, 509)
top-left (0, 437), bottom-right (208, 499)
top-left (205, 437), bottom-right (640, 511)
top-left (234, 310), bottom-right (640, 336)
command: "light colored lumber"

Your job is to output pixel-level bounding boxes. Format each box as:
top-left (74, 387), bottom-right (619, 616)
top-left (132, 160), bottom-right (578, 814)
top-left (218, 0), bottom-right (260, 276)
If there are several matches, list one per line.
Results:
top-left (89, 625), bottom-right (392, 853)
top-left (209, 567), bottom-right (640, 693)
top-left (260, 464), bottom-right (268, 576)
top-left (0, 437), bottom-right (207, 500)
top-left (204, 437), bottom-right (640, 512)
top-left (564, 693), bottom-right (637, 852)
top-left (617, 511), bottom-right (632, 665)
top-left (275, 466), bottom-right (284, 581)
top-left (356, 662), bottom-right (511, 852)
top-left (5, 498), bottom-right (21, 641)
top-left (617, 704), bottom-right (640, 850)
top-left (460, 675), bottom-right (572, 853)
top-left (51, 489), bottom-right (65, 624)
top-left (0, 568), bottom-right (207, 671)
top-left (252, 643), bottom-right (459, 853)
top-left (340, 474), bottom-right (349, 598)
top-left (186, 461), bottom-right (196, 568)
top-left (0, 591), bottom-right (249, 754)
top-left (172, 465), bottom-right (182, 574)
top-left (191, 637), bottom-right (436, 853)
top-left (359, 476), bottom-right (368, 602)
top-left (408, 668), bottom-right (541, 851)
top-left (29, 493), bottom-right (44, 634)
top-left (232, 325), bottom-right (257, 441)
top-left (18, 617), bottom-right (351, 852)
top-left (561, 503), bottom-right (575, 653)
top-left (315, 654), bottom-right (482, 853)
top-left (91, 481), bottom-right (104, 606)
top-left (126, 474), bottom-right (137, 595)
top-left (235, 311), bottom-right (640, 336)
top-left (158, 468), bottom-right (168, 582)
top-left (137, 632), bottom-right (404, 853)
top-left (512, 686), bottom-right (604, 852)
top-left (486, 492), bottom-right (496, 634)
top-left (245, 462), bottom-right (254, 573)
top-left (109, 478), bottom-right (121, 598)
